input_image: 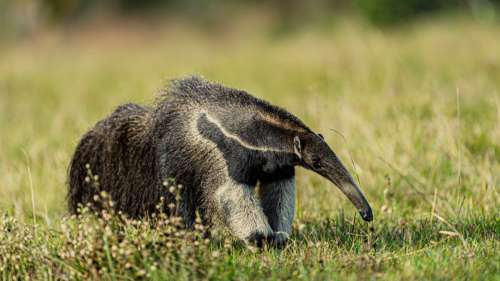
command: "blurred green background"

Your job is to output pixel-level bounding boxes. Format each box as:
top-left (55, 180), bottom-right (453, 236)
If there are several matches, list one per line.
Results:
top-left (2, 0), bottom-right (500, 40)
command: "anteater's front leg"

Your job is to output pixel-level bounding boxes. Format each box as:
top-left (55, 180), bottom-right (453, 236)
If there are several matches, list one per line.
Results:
top-left (215, 179), bottom-right (273, 247)
top-left (259, 177), bottom-right (296, 247)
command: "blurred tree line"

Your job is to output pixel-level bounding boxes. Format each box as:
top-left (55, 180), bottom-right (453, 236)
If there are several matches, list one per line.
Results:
top-left (356, 0), bottom-right (499, 25)
top-left (37, 0), bottom-right (500, 24)
top-left (1, 0), bottom-right (499, 38)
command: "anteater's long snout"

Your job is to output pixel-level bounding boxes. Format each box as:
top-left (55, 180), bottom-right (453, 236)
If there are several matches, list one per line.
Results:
top-left (311, 153), bottom-right (374, 221)
top-left (321, 162), bottom-right (373, 221)
top-left (317, 153), bottom-right (373, 221)
top-left (335, 181), bottom-right (373, 222)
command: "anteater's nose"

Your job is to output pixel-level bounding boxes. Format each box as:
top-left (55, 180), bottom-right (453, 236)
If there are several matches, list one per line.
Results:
top-left (360, 208), bottom-right (373, 222)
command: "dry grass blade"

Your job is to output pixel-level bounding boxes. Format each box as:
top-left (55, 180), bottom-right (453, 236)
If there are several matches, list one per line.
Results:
top-left (433, 213), bottom-right (470, 251)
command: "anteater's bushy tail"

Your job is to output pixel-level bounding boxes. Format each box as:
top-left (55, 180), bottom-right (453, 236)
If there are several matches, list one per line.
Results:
top-left (67, 103), bottom-right (169, 217)
top-left (68, 129), bottom-right (104, 214)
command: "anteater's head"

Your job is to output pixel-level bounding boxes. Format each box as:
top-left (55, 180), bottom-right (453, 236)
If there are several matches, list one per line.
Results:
top-left (292, 133), bottom-right (373, 222)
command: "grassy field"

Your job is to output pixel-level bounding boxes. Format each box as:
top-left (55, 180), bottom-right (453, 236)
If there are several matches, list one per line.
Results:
top-left (0, 15), bottom-right (499, 280)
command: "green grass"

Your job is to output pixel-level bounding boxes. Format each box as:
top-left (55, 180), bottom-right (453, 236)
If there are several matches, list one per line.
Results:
top-left (0, 15), bottom-right (499, 280)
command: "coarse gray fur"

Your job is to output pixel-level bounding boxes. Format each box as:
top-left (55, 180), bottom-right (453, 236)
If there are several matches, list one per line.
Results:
top-left (68, 76), bottom-right (373, 247)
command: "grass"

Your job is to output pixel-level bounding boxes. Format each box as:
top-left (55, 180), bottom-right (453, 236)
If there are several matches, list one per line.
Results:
top-left (0, 15), bottom-right (499, 280)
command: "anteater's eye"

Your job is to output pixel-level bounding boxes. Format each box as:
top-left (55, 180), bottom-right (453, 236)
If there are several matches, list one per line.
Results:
top-left (318, 133), bottom-right (324, 140)
top-left (312, 157), bottom-right (322, 168)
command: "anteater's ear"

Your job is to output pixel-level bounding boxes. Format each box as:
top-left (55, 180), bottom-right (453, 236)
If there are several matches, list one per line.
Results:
top-left (293, 136), bottom-right (302, 159)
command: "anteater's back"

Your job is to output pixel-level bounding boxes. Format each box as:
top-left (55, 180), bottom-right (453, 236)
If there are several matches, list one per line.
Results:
top-left (156, 77), bottom-right (308, 131)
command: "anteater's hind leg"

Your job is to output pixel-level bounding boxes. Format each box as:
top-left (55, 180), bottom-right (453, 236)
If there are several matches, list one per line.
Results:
top-left (259, 177), bottom-right (296, 246)
top-left (214, 179), bottom-right (273, 247)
